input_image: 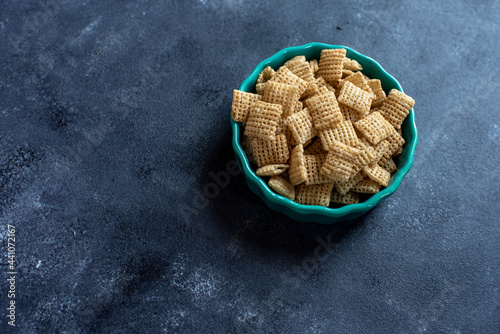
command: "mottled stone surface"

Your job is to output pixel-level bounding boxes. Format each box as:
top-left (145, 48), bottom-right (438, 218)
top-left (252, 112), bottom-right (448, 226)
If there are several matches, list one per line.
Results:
top-left (0, 0), bottom-right (499, 333)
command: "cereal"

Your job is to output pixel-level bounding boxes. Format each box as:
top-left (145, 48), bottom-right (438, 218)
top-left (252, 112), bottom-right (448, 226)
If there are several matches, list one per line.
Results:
top-left (244, 101), bottom-right (283, 140)
top-left (257, 66), bottom-right (275, 84)
top-left (263, 81), bottom-right (299, 118)
top-left (378, 89), bottom-right (415, 129)
top-left (288, 144), bottom-right (307, 186)
top-left (304, 139), bottom-right (326, 155)
top-left (252, 134), bottom-right (290, 167)
top-left (270, 66), bottom-right (309, 97)
top-left (338, 72), bottom-right (375, 98)
top-left (339, 103), bottom-right (362, 123)
top-left (343, 57), bottom-right (363, 71)
top-left (342, 69), bottom-right (355, 78)
top-left (363, 163), bottom-right (391, 187)
top-left (304, 154), bottom-right (331, 185)
top-left (315, 77), bottom-right (336, 93)
top-left (367, 79), bottom-right (386, 107)
top-left (256, 164), bottom-right (289, 176)
top-left (334, 171), bottom-right (364, 195)
top-left (284, 56), bottom-right (319, 98)
top-left (255, 82), bottom-right (266, 95)
top-left (354, 111), bottom-right (394, 144)
top-left (305, 91), bottom-right (343, 130)
top-left (352, 179), bottom-right (381, 194)
top-left (338, 81), bottom-right (374, 116)
top-left (268, 175), bottom-right (295, 200)
top-left (318, 48), bottom-right (346, 83)
top-left (295, 182), bottom-right (334, 207)
top-left (287, 108), bottom-right (317, 145)
top-left (309, 59), bottom-right (319, 74)
top-left (378, 129), bottom-right (405, 165)
top-left (381, 157), bottom-right (397, 173)
top-left (321, 140), bottom-right (361, 182)
top-left (319, 120), bottom-right (359, 150)
top-left (330, 191), bottom-right (359, 205)
top-left (231, 90), bottom-right (263, 122)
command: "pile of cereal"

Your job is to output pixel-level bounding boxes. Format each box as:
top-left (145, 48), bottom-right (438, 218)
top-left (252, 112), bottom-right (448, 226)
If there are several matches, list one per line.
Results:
top-left (231, 49), bottom-right (415, 207)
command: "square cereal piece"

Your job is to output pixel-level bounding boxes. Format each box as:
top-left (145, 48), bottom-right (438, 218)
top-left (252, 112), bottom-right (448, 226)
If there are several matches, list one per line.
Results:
top-left (268, 175), bottom-right (295, 201)
top-left (318, 48), bottom-right (346, 83)
top-left (378, 89), bottom-right (415, 129)
top-left (270, 66), bottom-right (309, 97)
top-left (330, 191), bottom-right (359, 205)
top-left (244, 101), bottom-right (283, 140)
top-left (315, 77), bottom-right (336, 93)
top-left (372, 140), bottom-right (390, 165)
top-left (338, 81), bottom-right (374, 116)
top-left (263, 81), bottom-right (299, 118)
top-left (338, 72), bottom-right (375, 98)
top-left (343, 57), bottom-right (363, 71)
top-left (231, 90), bottom-right (263, 122)
top-left (276, 117), bottom-right (287, 135)
top-left (339, 103), bottom-right (362, 123)
top-left (304, 154), bottom-right (331, 185)
top-left (256, 164), bottom-right (289, 176)
top-left (367, 79), bottom-right (387, 107)
top-left (294, 100), bottom-right (303, 114)
top-left (284, 57), bottom-right (320, 98)
top-left (319, 120), bottom-right (359, 150)
top-left (309, 59), bottom-right (319, 74)
top-left (256, 82), bottom-right (266, 95)
top-left (380, 157), bottom-right (397, 173)
top-left (252, 134), bottom-right (290, 167)
top-left (363, 163), bottom-right (391, 187)
top-left (287, 108), bottom-right (317, 145)
top-left (305, 91), bottom-right (343, 130)
top-left (378, 129), bottom-right (405, 165)
top-left (304, 139), bottom-right (326, 155)
top-left (354, 111), bottom-right (394, 144)
top-left (352, 142), bottom-right (376, 174)
top-left (321, 139), bottom-right (361, 183)
top-left (295, 182), bottom-right (334, 207)
top-left (288, 144), bottom-right (307, 186)
top-left (257, 66), bottom-right (275, 84)
top-left (334, 171), bottom-right (364, 195)
top-left (352, 179), bottom-right (381, 194)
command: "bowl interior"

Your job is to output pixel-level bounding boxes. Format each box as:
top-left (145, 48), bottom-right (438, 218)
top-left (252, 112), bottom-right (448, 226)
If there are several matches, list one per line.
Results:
top-left (231, 43), bottom-right (417, 224)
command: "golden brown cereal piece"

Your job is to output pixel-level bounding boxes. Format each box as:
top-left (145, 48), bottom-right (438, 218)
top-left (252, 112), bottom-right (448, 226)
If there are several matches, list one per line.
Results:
top-left (256, 82), bottom-right (266, 95)
top-left (381, 157), bottom-right (397, 173)
top-left (309, 59), bottom-right (319, 74)
top-left (252, 134), bottom-right (290, 167)
top-left (318, 48), bottom-right (346, 83)
top-left (256, 164), bottom-right (289, 176)
top-left (354, 111), bottom-right (394, 144)
top-left (276, 117), bottom-right (287, 135)
top-left (257, 66), bottom-right (275, 84)
top-left (315, 77), bottom-right (336, 93)
top-left (241, 134), bottom-right (255, 164)
top-left (319, 120), bottom-right (359, 150)
top-left (295, 182), bottom-right (334, 207)
top-left (367, 79), bottom-right (387, 107)
top-left (339, 103), bottom-right (362, 123)
top-left (231, 90), bottom-right (263, 122)
top-left (284, 55), bottom-right (307, 68)
top-left (338, 72), bottom-right (375, 98)
top-left (393, 146), bottom-right (403, 157)
top-left (305, 91), bottom-right (343, 130)
top-left (244, 101), bottom-right (283, 140)
top-left (342, 69), bottom-right (355, 78)
top-left (372, 140), bottom-right (390, 164)
top-left (352, 142), bottom-right (377, 174)
top-left (343, 57), bottom-right (363, 71)
top-left (268, 175), bottom-right (295, 200)
top-left (263, 81), bottom-right (299, 118)
top-left (288, 144), bottom-right (307, 186)
top-left (294, 100), bottom-right (303, 114)
top-left (304, 139), bottom-right (326, 155)
top-left (363, 163), bottom-right (391, 187)
top-left (270, 66), bottom-right (309, 97)
top-left (334, 171), bottom-right (364, 195)
top-left (330, 191), bottom-right (359, 205)
top-left (378, 129), bottom-right (405, 165)
top-left (378, 89), bottom-right (415, 129)
top-left (287, 108), bottom-right (317, 145)
top-left (284, 57), bottom-right (319, 98)
top-left (352, 179), bottom-right (381, 194)
top-left (338, 81), bottom-right (374, 116)
top-left (370, 105), bottom-right (382, 113)
top-left (321, 140), bottom-right (361, 182)
top-left (304, 154), bottom-right (330, 185)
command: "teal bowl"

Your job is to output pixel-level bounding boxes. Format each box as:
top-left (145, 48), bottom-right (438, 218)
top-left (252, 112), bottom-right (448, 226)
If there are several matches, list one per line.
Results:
top-left (231, 43), bottom-right (418, 224)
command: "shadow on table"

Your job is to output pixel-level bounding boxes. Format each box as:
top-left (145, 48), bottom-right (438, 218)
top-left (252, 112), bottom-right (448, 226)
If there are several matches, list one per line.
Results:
top-left (199, 126), bottom-right (367, 259)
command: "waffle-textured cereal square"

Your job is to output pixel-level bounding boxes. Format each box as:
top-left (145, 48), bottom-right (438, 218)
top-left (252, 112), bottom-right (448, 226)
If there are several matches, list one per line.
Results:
top-left (334, 171), bottom-right (364, 195)
top-left (321, 140), bottom-right (361, 182)
top-left (319, 120), bottom-right (359, 150)
top-left (381, 157), bottom-right (397, 173)
top-left (378, 89), bottom-right (415, 129)
top-left (270, 66), bottom-right (309, 97)
top-left (338, 72), bottom-right (375, 98)
top-left (252, 134), bottom-right (290, 167)
top-left (367, 79), bottom-right (387, 107)
top-left (330, 191), bottom-right (359, 205)
top-left (231, 90), bottom-right (263, 122)
top-left (318, 48), bottom-right (346, 83)
top-left (338, 81), bottom-right (374, 116)
top-left (263, 81), bottom-right (299, 118)
top-left (304, 154), bottom-right (330, 185)
top-left (343, 57), bottom-right (363, 71)
top-left (288, 144), bottom-right (307, 186)
top-left (363, 163), bottom-right (391, 187)
top-left (287, 108), bottom-right (317, 145)
top-left (256, 164), bottom-right (289, 176)
top-left (352, 179), bottom-right (381, 194)
top-left (295, 182), bottom-right (334, 207)
top-left (268, 175), bottom-right (295, 200)
top-left (244, 101), bottom-right (283, 140)
top-left (354, 111), bottom-right (394, 144)
top-left (305, 91), bottom-right (343, 130)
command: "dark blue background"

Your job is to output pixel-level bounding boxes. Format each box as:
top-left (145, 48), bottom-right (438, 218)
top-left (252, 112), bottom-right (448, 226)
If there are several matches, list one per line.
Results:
top-left (0, 0), bottom-right (499, 333)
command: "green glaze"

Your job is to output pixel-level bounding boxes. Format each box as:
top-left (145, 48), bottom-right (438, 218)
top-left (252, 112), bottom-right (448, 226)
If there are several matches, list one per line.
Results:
top-left (231, 43), bottom-right (418, 224)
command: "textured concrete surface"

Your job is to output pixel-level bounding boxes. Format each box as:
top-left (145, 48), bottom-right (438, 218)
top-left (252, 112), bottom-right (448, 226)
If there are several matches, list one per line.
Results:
top-left (0, 0), bottom-right (499, 333)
